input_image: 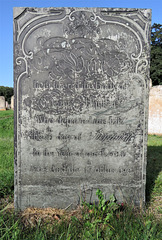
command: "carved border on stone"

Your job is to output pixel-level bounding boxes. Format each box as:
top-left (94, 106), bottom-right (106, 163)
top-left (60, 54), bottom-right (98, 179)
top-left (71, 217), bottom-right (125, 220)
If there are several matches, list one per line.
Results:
top-left (14, 7), bottom-right (151, 209)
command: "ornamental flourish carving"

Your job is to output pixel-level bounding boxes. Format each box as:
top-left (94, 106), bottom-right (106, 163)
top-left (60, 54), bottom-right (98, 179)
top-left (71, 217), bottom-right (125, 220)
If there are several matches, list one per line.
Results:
top-left (14, 7), bottom-right (151, 210)
top-left (14, 8), bottom-right (150, 115)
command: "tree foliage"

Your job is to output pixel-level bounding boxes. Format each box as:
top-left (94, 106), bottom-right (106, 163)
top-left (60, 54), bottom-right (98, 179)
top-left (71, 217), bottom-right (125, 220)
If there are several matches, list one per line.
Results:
top-left (150, 23), bottom-right (162, 85)
top-left (0, 86), bottom-right (13, 104)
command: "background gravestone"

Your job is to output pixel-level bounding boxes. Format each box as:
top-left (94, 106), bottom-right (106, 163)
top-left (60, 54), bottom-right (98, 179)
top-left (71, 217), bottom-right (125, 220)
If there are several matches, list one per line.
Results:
top-left (0, 96), bottom-right (6, 111)
top-left (14, 7), bottom-right (151, 210)
top-left (148, 86), bottom-right (162, 135)
top-left (6, 101), bottom-right (9, 109)
top-left (11, 96), bottom-right (14, 110)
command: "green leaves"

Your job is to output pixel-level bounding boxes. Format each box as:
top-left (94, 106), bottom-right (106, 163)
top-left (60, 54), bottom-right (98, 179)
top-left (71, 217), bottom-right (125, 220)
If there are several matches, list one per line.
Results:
top-left (0, 86), bottom-right (13, 104)
top-left (150, 23), bottom-right (162, 85)
top-left (151, 23), bottom-right (162, 46)
top-left (81, 189), bottom-right (120, 239)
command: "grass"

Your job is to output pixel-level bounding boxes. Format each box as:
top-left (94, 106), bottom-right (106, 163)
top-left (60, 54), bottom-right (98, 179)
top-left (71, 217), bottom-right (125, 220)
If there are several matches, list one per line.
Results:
top-left (0, 110), bottom-right (161, 239)
top-left (0, 110), bottom-right (14, 198)
top-left (147, 135), bottom-right (162, 218)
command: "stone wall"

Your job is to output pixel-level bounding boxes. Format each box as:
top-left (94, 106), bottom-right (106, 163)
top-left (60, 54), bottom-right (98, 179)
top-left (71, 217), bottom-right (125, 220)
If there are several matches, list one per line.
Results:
top-left (148, 86), bottom-right (162, 135)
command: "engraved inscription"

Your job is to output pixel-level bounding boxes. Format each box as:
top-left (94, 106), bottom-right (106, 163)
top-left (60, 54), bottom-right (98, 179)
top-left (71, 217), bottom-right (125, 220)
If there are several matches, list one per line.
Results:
top-left (22, 128), bottom-right (53, 141)
top-left (14, 7), bottom-right (151, 210)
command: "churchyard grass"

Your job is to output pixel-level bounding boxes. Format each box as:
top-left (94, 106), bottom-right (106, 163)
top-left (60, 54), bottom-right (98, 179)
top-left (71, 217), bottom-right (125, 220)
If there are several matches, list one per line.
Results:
top-left (0, 110), bottom-right (14, 198)
top-left (0, 110), bottom-right (161, 239)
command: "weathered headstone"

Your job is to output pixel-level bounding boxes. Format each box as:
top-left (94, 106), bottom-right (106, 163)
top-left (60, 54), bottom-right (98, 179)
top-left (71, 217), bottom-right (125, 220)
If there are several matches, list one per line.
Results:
top-left (148, 86), bottom-right (162, 135)
top-left (11, 96), bottom-right (14, 110)
top-left (149, 79), bottom-right (152, 88)
top-left (6, 101), bottom-right (9, 109)
top-left (14, 7), bottom-right (151, 210)
top-left (0, 96), bottom-right (6, 111)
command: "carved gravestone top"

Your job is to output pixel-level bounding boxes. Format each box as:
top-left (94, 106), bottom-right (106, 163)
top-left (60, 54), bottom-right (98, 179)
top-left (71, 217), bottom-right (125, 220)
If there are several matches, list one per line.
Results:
top-left (14, 7), bottom-right (151, 210)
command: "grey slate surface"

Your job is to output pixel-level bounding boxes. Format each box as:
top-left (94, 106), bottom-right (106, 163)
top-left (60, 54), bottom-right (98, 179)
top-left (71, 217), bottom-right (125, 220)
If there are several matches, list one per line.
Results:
top-left (14, 7), bottom-right (151, 210)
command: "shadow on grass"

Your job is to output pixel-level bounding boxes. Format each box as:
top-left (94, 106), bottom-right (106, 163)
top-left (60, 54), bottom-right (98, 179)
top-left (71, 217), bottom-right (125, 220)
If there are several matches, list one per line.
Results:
top-left (146, 145), bottom-right (162, 202)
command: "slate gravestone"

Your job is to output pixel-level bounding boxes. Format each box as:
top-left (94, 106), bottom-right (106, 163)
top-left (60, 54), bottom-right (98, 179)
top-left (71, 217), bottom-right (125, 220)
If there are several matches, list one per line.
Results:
top-left (14, 7), bottom-right (151, 210)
